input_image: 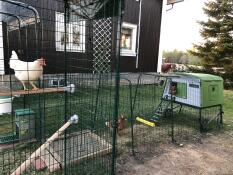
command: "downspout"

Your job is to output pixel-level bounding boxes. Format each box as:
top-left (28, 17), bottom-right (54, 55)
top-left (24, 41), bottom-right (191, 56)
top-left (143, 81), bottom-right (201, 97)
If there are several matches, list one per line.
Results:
top-left (135, 0), bottom-right (142, 69)
top-left (0, 22), bottom-right (3, 76)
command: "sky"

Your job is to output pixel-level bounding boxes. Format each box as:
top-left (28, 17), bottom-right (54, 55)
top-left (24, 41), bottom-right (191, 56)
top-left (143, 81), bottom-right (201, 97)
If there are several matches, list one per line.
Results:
top-left (160, 0), bottom-right (208, 51)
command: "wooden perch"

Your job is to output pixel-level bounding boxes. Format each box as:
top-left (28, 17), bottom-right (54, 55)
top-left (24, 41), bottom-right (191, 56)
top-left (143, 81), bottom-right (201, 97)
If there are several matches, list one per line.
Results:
top-left (0, 87), bottom-right (66, 96)
top-left (11, 115), bottom-right (79, 175)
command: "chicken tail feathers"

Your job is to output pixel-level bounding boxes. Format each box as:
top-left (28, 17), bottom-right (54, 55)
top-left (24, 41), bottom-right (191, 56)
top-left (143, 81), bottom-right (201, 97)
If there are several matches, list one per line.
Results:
top-left (9, 50), bottom-right (19, 70)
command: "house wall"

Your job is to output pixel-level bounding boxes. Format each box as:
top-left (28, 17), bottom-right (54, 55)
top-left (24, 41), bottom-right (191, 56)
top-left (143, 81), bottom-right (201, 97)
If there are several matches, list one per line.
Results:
top-left (3, 0), bottom-right (163, 74)
top-left (120, 0), bottom-right (140, 72)
top-left (4, 0), bottom-right (94, 74)
top-left (120, 0), bottom-right (163, 72)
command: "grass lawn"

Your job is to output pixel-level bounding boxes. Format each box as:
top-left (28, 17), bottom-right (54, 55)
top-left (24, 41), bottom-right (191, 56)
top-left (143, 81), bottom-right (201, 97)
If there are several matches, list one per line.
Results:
top-left (223, 90), bottom-right (233, 130)
top-left (0, 83), bottom-right (232, 174)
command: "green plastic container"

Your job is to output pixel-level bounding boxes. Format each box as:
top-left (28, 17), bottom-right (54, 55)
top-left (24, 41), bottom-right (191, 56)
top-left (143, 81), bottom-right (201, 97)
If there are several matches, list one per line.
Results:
top-left (15, 108), bottom-right (35, 141)
top-left (0, 132), bottom-right (19, 144)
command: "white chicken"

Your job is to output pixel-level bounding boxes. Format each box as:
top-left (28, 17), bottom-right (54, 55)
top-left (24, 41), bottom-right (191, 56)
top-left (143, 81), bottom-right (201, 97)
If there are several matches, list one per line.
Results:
top-left (9, 50), bottom-right (46, 91)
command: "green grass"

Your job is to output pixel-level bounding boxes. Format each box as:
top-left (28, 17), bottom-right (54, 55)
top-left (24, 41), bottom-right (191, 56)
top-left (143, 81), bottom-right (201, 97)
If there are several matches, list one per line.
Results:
top-left (0, 84), bottom-right (233, 174)
top-left (223, 90), bottom-right (233, 130)
top-left (0, 84), bottom-right (115, 174)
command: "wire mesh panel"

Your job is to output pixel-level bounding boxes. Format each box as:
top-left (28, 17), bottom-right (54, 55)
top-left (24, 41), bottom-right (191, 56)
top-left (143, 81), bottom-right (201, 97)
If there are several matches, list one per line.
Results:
top-left (172, 104), bottom-right (222, 143)
top-left (0, 0), bottom-right (122, 174)
top-left (115, 73), bottom-right (171, 158)
top-left (116, 73), bottom-right (223, 161)
top-left (172, 105), bottom-right (201, 143)
top-left (130, 74), bottom-right (171, 156)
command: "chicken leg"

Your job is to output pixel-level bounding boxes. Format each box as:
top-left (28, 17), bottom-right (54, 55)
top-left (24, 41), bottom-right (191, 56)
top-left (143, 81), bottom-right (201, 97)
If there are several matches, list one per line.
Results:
top-left (21, 81), bottom-right (28, 91)
top-left (30, 82), bottom-right (39, 91)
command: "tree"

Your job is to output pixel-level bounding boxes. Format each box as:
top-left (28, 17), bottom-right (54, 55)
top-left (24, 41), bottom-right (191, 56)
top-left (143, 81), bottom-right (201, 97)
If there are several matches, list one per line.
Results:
top-left (190, 0), bottom-right (233, 71)
top-left (163, 50), bottom-right (201, 65)
top-left (163, 49), bottom-right (182, 63)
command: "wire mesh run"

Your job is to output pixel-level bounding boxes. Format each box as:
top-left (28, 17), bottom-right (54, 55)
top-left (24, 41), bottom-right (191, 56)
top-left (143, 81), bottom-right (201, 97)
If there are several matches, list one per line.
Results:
top-left (115, 73), bottom-right (223, 160)
top-left (0, 0), bottom-right (122, 174)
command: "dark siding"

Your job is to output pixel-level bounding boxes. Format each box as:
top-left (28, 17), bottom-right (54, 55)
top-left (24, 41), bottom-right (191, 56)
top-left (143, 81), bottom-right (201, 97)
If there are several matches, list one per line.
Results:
top-left (3, 0), bottom-right (163, 73)
top-left (119, 57), bottom-right (136, 72)
top-left (122, 0), bottom-right (140, 24)
top-left (120, 0), bottom-right (140, 72)
top-left (138, 0), bottom-right (163, 72)
top-left (4, 0), bottom-right (93, 74)
top-left (120, 0), bottom-right (163, 72)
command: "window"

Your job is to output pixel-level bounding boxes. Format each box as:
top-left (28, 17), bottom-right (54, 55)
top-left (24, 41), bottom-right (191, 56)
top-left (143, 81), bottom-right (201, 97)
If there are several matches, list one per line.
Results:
top-left (56, 12), bottom-right (85, 52)
top-left (169, 82), bottom-right (187, 99)
top-left (177, 82), bottom-right (187, 99)
top-left (121, 22), bottom-right (137, 56)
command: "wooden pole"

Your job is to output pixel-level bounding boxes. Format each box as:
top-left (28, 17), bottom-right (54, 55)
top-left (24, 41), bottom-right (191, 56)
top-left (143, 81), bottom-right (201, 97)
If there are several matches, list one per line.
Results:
top-left (0, 84), bottom-right (75, 96)
top-left (11, 115), bottom-right (78, 175)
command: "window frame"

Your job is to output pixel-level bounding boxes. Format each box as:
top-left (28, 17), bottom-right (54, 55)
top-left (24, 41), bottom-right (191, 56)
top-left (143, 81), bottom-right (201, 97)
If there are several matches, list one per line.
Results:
top-left (121, 22), bottom-right (137, 57)
top-left (55, 12), bottom-right (86, 53)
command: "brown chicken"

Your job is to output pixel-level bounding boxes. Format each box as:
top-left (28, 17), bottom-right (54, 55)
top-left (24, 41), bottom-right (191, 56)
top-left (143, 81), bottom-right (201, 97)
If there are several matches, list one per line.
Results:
top-left (105, 114), bottom-right (126, 134)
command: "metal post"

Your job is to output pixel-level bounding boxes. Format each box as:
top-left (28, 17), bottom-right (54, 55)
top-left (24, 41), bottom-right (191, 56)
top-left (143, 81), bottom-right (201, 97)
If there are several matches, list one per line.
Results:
top-left (199, 108), bottom-right (202, 132)
top-left (64, 1), bottom-right (69, 174)
top-left (111, 0), bottom-right (123, 174)
top-left (220, 105), bottom-right (223, 124)
top-left (129, 81), bottom-right (135, 155)
top-left (171, 80), bottom-right (175, 143)
top-left (93, 74), bottom-right (102, 130)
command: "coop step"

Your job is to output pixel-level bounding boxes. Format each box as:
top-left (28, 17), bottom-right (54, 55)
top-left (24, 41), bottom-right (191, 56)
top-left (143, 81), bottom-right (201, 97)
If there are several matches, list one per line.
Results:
top-left (154, 112), bottom-right (163, 116)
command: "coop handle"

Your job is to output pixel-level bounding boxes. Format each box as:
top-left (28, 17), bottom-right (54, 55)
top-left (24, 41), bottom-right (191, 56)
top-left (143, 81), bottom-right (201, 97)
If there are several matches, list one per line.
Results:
top-left (11, 115), bottom-right (79, 175)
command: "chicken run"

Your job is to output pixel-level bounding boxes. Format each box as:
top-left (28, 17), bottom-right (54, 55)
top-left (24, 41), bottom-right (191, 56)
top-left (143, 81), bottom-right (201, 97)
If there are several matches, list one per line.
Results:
top-left (0, 0), bottom-right (122, 174)
top-left (0, 0), bottom-right (224, 175)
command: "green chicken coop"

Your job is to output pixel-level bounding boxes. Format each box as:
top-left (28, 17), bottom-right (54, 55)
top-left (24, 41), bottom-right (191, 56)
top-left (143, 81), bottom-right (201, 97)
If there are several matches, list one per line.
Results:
top-left (163, 73), bottom-right (224, 131)
top-left (163, 73), bottom-right (224, 107)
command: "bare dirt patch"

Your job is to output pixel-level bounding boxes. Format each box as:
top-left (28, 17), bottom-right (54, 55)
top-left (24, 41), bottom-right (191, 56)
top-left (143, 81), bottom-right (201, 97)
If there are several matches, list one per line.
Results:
top-left (117, 132), bottom-right (233, 175)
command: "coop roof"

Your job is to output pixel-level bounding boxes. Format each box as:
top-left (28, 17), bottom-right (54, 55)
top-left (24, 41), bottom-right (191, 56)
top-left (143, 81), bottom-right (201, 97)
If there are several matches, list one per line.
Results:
top-left (174, 72), bottom-right (223, 81)
top-left (0, 0), bottom-right (40, 31)
top-left (69, 0), bottom-right (121, 20)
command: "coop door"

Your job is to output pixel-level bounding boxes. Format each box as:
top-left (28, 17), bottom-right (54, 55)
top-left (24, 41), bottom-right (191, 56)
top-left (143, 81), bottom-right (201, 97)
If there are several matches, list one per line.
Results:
top-left (208, 84), bottom-right (218, 101)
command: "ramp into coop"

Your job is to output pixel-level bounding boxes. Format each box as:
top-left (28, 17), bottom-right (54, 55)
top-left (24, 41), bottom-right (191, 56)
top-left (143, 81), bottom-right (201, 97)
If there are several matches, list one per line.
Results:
top-left (39, 130), bottom-right (112, 172)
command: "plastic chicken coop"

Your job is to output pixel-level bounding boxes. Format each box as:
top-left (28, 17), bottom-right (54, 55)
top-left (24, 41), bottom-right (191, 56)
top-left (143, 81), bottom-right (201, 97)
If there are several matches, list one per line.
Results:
top-left (0, 0), bottom-right (122, 174)
top-left (163, 72), bottom-right (224, 131)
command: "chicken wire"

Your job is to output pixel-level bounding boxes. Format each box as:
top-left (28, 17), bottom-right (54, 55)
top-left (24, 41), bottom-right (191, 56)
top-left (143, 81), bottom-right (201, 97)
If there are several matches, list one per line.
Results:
top-left (0, 0), bottom-right (122, 174)
top-left (115, 73), bottom-right (223, 160)
top-left (0, 0), bottom-right (225, 174)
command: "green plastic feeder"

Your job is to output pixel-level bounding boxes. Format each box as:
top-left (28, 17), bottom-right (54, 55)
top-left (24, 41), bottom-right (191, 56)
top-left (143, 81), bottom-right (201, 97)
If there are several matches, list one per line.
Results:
top-left (15, 108), bottom-right (35, 141)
